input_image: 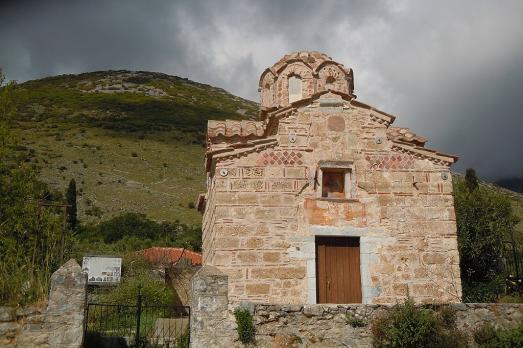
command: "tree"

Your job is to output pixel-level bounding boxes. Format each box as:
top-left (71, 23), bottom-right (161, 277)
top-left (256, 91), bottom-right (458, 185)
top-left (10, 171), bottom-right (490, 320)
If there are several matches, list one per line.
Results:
top-left (0, 70), bottom-right (71, 305)
top-left (0, 70), bottom-right (16, 153)
top-left (66, 178), bottom-right (77, 229)
top-left (465, 168), bottom-right (479, 192)
top-left (454, 171), bottom-right (519, 284)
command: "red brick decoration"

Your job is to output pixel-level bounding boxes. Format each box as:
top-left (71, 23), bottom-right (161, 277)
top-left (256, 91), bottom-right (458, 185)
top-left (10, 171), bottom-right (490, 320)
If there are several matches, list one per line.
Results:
top-left (366, 154), bottom-right (415, 170)
top-left (257, 151), bottom-right (304, 166)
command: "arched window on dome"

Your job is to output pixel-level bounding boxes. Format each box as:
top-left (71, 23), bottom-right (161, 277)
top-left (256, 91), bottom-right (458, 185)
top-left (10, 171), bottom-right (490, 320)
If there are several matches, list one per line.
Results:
top-left (264, 83), bottom-right (273, 106)
top-left (325, 76), bottom-right (336, 90)
top-left (288, 75), bottom-right (302, 103)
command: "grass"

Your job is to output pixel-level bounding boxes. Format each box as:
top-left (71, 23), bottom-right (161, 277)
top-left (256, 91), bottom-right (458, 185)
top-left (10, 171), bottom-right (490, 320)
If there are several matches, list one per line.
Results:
top-left (10, 70), bottom-right (258, 224)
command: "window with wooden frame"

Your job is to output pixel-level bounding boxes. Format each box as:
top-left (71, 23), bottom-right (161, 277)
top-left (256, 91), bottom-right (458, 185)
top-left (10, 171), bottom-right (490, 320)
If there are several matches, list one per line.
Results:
top-left (317, 161), bottom-right (353, 199)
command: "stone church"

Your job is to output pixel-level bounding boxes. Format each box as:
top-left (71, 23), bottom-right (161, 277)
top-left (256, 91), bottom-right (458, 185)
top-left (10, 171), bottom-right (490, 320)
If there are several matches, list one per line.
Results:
top-left (199, 51), bottom-right (461, 305)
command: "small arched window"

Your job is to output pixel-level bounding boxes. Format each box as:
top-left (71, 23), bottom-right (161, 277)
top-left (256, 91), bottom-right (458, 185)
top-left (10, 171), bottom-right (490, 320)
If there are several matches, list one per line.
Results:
top-left (288, 75), bottom-right (302, 103)
top-left (325, 76), bottom-right (336, 90)
top-left (264, 83), bottom-right (273, 105)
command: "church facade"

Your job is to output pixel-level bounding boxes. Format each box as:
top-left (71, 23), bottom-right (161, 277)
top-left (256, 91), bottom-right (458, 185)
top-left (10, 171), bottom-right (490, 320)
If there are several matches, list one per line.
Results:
top-left (199, 51), bottom-right (462, 305)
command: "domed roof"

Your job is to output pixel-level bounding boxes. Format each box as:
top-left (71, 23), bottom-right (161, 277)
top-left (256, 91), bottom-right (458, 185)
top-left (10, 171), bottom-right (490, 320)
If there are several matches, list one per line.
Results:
top-left (258, 51), bottom-right (354, 108)
top-left (268, 51), bottom-right (352, 75)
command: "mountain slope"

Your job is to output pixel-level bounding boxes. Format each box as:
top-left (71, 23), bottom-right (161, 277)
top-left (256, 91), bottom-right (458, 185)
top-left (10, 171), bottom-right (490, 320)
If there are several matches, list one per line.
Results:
top-left (10, 70), bottom-right (523, 232)
top-left (11, 70), bottom-right (258, 224)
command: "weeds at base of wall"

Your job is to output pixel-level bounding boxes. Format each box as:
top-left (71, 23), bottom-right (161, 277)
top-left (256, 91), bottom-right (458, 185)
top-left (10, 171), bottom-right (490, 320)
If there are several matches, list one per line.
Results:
top-left (176, 328), bottom-right (190, 348)
top-left (345, 312), bottom-right (368, 328)
top-left (473, 321), bottom-right (523, 347)
top-left (371, 298), bottom-right (468, 348)
top-left (234, 307), bottom-right (256, 345)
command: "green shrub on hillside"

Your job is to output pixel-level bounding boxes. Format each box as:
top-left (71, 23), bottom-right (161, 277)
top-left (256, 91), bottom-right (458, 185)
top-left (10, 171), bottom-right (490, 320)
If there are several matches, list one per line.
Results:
top-left (75, 212), bottom-right (202, 255)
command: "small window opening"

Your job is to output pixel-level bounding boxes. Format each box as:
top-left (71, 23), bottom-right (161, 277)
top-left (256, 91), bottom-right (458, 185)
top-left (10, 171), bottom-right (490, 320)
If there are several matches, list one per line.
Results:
top-left (325, 76), bottom-right (336, 90)
top-left (322, 169), bottom-right (346, 198)
top-left (264, 83), bottom-right (273, 105)
top-left (288, 75), bottom-right (302, 103)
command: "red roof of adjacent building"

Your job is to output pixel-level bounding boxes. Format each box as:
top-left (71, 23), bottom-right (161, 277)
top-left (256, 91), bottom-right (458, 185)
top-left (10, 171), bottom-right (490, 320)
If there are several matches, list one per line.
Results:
top-left (139, 247), bottom-right (202, 266)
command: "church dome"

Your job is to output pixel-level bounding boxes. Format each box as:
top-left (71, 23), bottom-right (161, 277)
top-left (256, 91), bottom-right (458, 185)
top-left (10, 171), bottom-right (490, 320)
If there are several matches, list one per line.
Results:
top-left (259, 51), bottom-right (354, 108)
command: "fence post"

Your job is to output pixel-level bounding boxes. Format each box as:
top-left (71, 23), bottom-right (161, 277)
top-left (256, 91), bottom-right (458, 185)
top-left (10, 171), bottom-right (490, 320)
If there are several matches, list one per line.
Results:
top-left (135, 286), bottom-right (142, 347)
top-left (512, 245), bottom-right (521, 278)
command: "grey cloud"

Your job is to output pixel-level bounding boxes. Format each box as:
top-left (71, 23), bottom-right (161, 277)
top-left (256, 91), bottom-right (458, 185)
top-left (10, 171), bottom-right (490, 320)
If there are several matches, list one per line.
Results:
top-left (0, 0), bottom-right (522, 181)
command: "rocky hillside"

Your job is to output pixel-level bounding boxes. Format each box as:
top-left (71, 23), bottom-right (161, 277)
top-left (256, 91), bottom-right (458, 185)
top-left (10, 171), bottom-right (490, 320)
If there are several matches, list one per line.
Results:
top-left (9, 70), bottom-right (523, 232)
top-left (11, 70), bottom-right (258, 224)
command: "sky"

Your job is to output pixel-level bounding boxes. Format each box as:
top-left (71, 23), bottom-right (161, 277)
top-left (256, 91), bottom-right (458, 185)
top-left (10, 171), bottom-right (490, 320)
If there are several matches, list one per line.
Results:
top-left (1, 0), bottom-right (522, 181)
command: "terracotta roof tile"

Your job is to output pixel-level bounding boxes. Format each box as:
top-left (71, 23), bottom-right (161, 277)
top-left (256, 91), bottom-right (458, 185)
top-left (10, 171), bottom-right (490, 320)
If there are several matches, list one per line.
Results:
top-left (387, 127), bottom-right (427, 146)
top-left (139, 247), bottom-right (202, 266)
top-left (208, 120), bottom-right (265, 139)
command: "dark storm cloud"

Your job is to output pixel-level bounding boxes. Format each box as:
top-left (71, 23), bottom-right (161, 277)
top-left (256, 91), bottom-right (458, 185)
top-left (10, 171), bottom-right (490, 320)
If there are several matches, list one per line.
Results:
top-left (1, 0), bottom-right (522, 181)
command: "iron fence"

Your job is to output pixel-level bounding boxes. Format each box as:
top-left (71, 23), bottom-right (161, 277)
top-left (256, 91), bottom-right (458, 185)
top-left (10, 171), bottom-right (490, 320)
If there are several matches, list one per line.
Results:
top-left (84, 292), bottom-right (190, 348)
top-left (504, 245), bottom-right (523, 279)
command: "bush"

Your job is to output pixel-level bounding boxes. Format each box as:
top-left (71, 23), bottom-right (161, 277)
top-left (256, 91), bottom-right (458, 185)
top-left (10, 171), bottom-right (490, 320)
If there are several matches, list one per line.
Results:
top-left (176, 328), bottom-right (190, 348)
top-left (346, 312), bottom-right (368, 327)
top-left (462, 277), bottom-right (505, 303)
top-left (371, 299), bottom-right (467, 348)
top-left (234, 307), bottom-right (255, 344)
top-left (99, 255), bottom-right (175, 307)
top-left (74, 213), bottom-right (202, 256)
top-left (474, 321), bottom-right (523, 347)
top-left (454, 172), bottom-right (518, 282)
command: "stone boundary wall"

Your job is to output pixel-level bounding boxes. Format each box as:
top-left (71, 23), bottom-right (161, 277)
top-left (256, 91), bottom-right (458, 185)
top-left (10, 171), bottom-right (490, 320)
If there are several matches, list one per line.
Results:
top-left (190, 265), bottom-right (523, 348)
top-left (251, 303), bottom-right (523, 347)
top-left (0, 259), bottom-right (87, 348)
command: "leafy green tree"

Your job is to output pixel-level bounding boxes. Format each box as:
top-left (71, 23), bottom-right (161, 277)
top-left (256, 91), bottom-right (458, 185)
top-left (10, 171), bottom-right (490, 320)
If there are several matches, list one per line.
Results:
top-left (66, 178), bottom-right (77, 229)
top-left (0, 70), bottom-right (71, 305)
top-left (76, 212), bottom-right (202, 254)
top-left (454, 171), bottom-right (519, 301)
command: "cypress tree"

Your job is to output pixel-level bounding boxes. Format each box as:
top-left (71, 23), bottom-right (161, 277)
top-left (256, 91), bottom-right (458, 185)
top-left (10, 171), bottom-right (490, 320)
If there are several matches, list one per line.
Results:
top-left (66, 178), bottom-right (77, 229)
top-left (465, 168), bottom-right (479, 192)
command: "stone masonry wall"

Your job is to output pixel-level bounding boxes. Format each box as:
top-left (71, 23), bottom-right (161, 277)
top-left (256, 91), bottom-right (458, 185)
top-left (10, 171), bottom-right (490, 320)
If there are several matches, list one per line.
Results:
top-left (250, 303), bottom-right (523, 348)
top-left (0, 259), bottom-right (87, 348)
top-left (190, 265), bottom-right (235, 347)
top-left (190, 266), bottom-right (522, 348)
top-left (203, 92), bottom-right (461, 305)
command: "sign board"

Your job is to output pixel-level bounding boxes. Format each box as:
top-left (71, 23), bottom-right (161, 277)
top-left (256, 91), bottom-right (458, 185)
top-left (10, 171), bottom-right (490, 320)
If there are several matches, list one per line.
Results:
top-left (82, 256), bottom-right (122, 285)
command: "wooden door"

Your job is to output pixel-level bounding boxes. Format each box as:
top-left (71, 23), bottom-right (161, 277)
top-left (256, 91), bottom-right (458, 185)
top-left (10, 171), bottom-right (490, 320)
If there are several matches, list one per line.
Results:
top-left (316, 237), bottom-right (362, 303)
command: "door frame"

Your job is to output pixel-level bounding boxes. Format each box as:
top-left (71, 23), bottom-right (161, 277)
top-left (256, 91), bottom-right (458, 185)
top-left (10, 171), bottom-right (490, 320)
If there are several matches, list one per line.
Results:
top-left (315, 236), bottom-right (362, 304)
top-left (306, 225), bottom-right (378, 304)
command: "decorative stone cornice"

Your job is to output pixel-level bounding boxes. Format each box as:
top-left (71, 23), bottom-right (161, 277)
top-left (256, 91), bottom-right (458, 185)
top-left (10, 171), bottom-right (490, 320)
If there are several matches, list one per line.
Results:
top-left (391, 142), bottom-right (458, 165)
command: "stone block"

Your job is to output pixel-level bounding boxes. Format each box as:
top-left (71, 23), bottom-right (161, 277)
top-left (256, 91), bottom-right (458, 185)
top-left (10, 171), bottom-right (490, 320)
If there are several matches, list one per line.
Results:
top-left (422, 253), bottom-right (446, 264)
top-left (285, 167), bottom-right (306, 178)
top-left (236, 251), bottom-right (258, 264)
top-left (246, 283), bottom-right (271, 295)
top-left (251, 267), bottom-right (306, 280)
top-left (263, 252), bottom-right (281, 263)
top-left (327, 115), bottom-right (346, 131)
top-left (244, 237), bottom-right (264, 248)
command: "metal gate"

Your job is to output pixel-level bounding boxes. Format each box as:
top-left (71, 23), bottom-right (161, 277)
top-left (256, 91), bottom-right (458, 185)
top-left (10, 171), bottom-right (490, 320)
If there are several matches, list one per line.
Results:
top-left (84, 291), bottom-right (190, 348)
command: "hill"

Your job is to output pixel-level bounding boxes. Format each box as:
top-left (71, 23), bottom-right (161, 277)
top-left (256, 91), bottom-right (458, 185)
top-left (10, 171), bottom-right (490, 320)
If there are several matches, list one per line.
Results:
top-left (11, 70), bottom-right (258, 225)
top-left (9, 71), bottom-right (523, 233)
top-left (496, 177), bottom-right (523, 194)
